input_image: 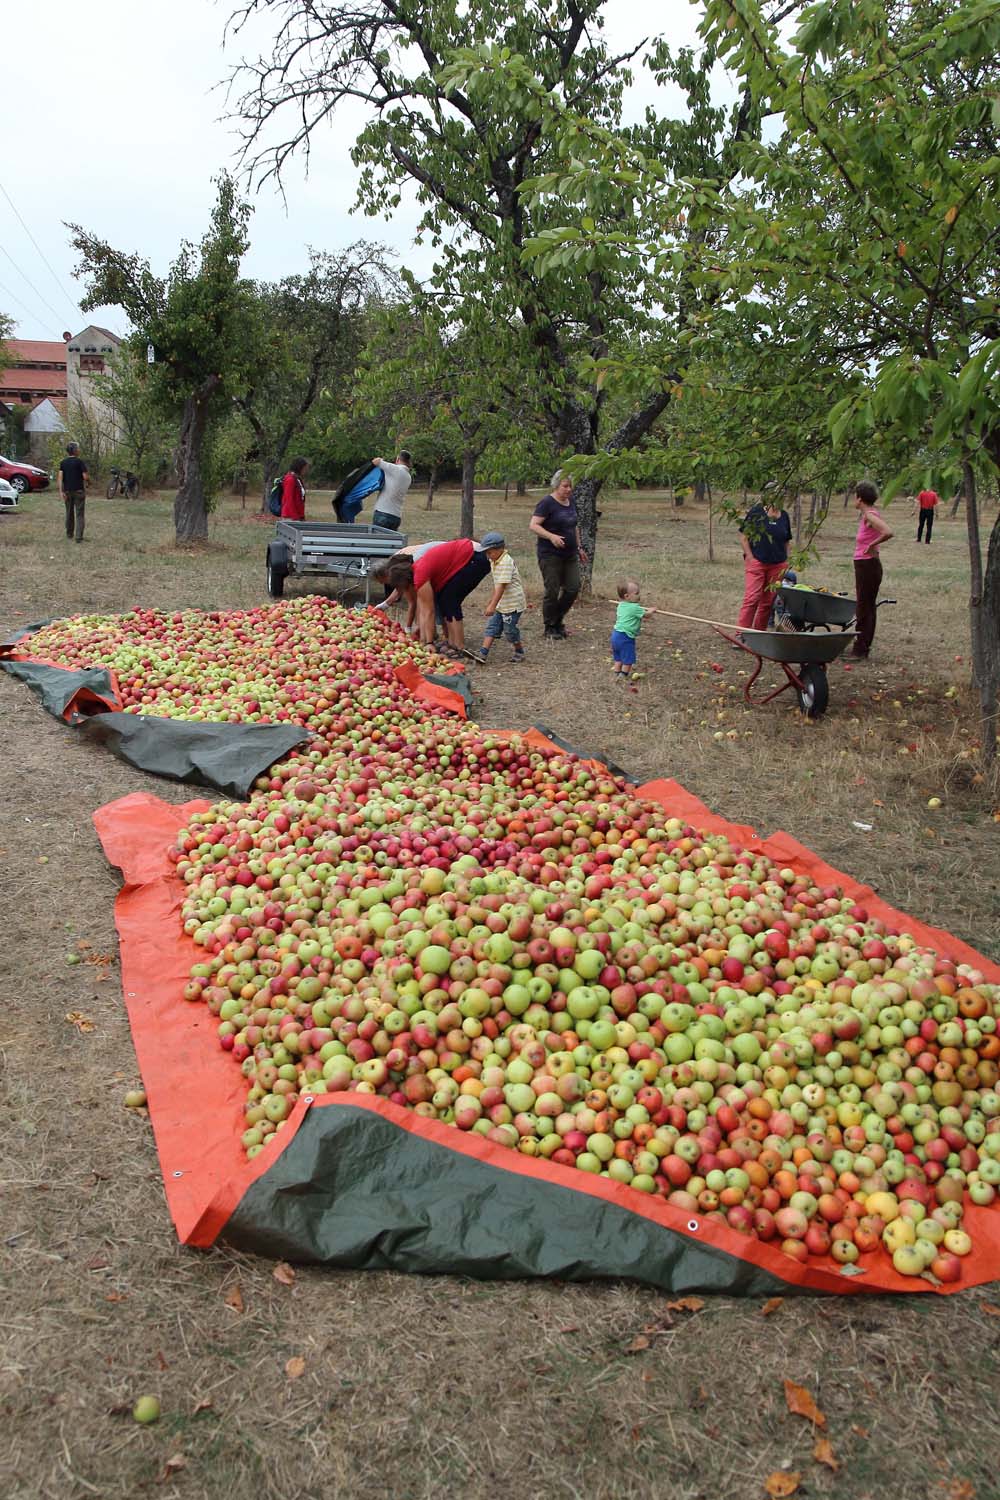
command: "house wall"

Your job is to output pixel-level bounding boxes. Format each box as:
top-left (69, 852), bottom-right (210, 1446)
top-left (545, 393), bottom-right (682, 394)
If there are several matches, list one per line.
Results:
top-left (66, 326), bottom-right (122, 444)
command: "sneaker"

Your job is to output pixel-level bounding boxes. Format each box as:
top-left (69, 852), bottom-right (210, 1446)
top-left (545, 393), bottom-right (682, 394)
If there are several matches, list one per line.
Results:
top-left (543, 630), bottom-right (561, 642)
top-left (511, 653), bottom-right (525, 665)
top-left (471, 650), bottom-right (490, 664)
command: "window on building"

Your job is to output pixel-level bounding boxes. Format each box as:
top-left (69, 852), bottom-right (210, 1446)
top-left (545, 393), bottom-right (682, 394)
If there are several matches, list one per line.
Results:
top-left (80, 356), bottom-right (105, 373)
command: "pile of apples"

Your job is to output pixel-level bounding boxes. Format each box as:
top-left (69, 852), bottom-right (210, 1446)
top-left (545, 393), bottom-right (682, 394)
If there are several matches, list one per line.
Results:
top-left (32, 600), bottom-right (1000, 1280)
top-left (25, 598), bottom-right (448, 726)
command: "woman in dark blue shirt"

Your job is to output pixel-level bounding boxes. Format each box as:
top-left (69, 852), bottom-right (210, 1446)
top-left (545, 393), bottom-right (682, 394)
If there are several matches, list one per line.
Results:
top-left (529, 470), bottom-right (588, 639)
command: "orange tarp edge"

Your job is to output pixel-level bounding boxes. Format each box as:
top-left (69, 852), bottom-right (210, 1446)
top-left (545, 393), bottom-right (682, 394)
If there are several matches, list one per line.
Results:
top-left (1, 647), bottom-right (123, 721)
top-left (95, 781), bottom-right (1000, 1292)
top-left (393, 660), bottom-right (467, 718)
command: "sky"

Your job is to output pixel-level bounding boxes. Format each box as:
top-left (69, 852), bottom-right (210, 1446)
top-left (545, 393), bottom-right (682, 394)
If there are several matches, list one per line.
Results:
top-left (1, 0), bottom-right (707, 342)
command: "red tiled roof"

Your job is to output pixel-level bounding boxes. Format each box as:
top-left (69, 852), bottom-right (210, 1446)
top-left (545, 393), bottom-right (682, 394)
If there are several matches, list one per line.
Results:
top-left (3, 339), bottom-right (67, 365)
top-left (0, 367), bottom-right (68, 397)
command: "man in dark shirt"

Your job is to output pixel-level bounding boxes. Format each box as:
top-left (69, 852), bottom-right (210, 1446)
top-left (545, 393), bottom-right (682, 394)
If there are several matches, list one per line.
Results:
top-left (58, 443), bottom-right (89, 542)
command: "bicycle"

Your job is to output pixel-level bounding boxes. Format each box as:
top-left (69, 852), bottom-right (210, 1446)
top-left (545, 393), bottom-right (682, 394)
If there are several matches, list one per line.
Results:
top-left (106, 467), bottom-right (140, 499)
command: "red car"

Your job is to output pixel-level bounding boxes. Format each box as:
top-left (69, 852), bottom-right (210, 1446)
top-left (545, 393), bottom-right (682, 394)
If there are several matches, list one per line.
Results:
top-left (0, 454), bottom-right (50, 493)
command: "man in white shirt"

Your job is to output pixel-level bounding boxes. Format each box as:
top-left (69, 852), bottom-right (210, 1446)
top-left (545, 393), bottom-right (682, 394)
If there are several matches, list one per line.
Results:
top-left (371, 451), bottom-right (412, 531)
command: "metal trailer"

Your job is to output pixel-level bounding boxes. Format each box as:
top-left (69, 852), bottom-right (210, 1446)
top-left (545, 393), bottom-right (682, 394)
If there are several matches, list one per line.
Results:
top-left (266, 520), bottom-right (408, 602)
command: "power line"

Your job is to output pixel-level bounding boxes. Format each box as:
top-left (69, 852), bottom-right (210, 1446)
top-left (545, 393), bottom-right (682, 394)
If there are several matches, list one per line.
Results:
top-left (0, 177), bottom-right (80, 319)
top-left (0, 274), bottom-right (56, 333)
top-left (0, 243), bottom-right (69, 327)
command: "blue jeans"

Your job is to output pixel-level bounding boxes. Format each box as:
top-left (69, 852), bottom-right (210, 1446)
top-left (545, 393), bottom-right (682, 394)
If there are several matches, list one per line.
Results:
top-left (485, 610), bottom-right (523, 645)
top-left (371, 510), bottom-right (401, 531)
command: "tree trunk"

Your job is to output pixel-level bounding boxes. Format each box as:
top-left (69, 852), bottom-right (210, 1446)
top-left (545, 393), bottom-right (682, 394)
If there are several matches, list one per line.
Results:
top-left (707, 480), bottom-right (715, 563)
top-left (793, 492), bottom-right (802, 547)
top-left (951, 488), bottom-right (964, 519)
top-left (174, 388), bottom-right (215, 543)
top-left (571, 475), bottom-right (601, 583)
top-left (965, 462), bottom-right (1000, 763)
top-left (425, 463), bottom-right (439, 510)
top-left (843, 487), bottom-right (852, 508)
top-left (808, 491), bottom-right (817, 525)
top-left (504, 477), bottom-right (510, 502)
top-left (460, 450), bottom-right (476, 538)
top-left (693, 479), bottom-right (707, 505)
top-left (516, 478), bottom-right (527, 496)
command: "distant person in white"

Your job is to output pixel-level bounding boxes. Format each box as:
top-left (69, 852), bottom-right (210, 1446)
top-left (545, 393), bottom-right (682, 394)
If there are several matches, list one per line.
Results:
top-left (370, 451), bottom-right (412, 532)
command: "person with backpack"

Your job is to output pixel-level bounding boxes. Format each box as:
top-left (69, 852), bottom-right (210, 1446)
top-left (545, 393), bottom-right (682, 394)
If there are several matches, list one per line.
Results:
top-left (277, 457), bottom-right (309, 520)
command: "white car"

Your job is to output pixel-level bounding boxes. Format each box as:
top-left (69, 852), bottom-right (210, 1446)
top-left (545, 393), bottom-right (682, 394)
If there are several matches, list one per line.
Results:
top-left (0, 476), bottom-right (18, 510)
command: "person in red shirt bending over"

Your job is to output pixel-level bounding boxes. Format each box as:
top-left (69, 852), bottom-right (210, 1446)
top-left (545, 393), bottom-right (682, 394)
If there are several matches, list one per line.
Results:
top-left (280, 457), bottom-right (309, 520)
top-left (382, 537), bottom-right (490, 655)
top-left (914, 487), bottom-right (938, 544)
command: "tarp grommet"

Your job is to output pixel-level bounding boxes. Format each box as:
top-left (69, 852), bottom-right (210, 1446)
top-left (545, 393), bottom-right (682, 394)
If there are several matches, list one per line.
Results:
top-left (303, 1095), bottom-right (315, 1105)
top-left (687, 1219), bottom-right (699, 1233)
top-left (172, 1170), bottom-right (185, 1179)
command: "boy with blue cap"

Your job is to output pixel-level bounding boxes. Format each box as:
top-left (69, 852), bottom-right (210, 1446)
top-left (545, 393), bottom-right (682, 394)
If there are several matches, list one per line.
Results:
top-left (475, 532), bottom-right (527, 664)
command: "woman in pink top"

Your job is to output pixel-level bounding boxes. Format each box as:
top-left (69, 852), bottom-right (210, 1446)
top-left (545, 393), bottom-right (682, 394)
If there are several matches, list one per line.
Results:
top-left (852, 481), bottom-right (893, 659)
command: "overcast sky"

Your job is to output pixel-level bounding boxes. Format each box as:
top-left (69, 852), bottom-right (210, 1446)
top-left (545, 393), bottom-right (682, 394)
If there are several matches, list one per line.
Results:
top-left (1, 0), bottom-right (706, 342)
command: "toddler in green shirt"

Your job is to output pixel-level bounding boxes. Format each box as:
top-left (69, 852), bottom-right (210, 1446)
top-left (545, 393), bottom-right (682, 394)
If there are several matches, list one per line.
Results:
top-left (610, 579), bottom-right (646, 680)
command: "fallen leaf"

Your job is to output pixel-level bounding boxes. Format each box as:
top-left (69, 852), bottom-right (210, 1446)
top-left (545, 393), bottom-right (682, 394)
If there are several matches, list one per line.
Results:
top-left (765, 1473), bottom-right (801, 1497)
top-left (65, 1011), bottom-right (96, 1033)
top-left (667, 1296), bottom-right (705, 1312)
top-left (558, 1325), bottom-right (579, 1334)
top-left (980, 1302), bottom-right (1000, 1318)
top-left (784, 1379), bottom-right (826, 1427)
top-left (851, 1424), bottom-right (869, 1438)
top-left (104, 1291), bottom-right (127, 1303)
top-left (626, 1334), bottom-right (650, 1354)
top-left (158, 1453), bottom-right (187, 1482)
top-left (761, 1297), bottom-right (784, 1317)
top-left (193, 1396), bottom-right (215, 1414)
top-left (814, 1436), bottom-right (839, 1471)
top-left (156, 1350), bottom-right (169, 1371)
top-left (273, 1261), bottom-right (296, 1287)
top-left (223, 1284), bottom-right (244, 1314)
top-left (285, 1355), bottom-right (306, 1380)
top-left (86, 1253), bottom-right (110, 1271)
top-left (945, 1481), bottom-right (975, 1500)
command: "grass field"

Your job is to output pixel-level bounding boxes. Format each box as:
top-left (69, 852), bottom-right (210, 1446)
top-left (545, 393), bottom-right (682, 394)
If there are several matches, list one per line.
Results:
top-left (2, 485), bottom-right (999, 1500)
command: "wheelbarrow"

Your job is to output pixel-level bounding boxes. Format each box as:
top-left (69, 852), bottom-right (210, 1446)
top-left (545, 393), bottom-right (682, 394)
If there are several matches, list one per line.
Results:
top-left (600, 598), bottom-right (858, 718)
top-left (714, 624), bottom-right (857, 718)
top-left (776, 582), bottom-right (896, 633)
top-left (776, 583), bottom-right (856, 631)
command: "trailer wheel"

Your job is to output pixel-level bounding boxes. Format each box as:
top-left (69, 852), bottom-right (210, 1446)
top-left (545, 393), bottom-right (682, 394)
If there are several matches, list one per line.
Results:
top-left (266, 549), bottom-right (287, 599)
top-left (796, 663), bottom-right (829, 718)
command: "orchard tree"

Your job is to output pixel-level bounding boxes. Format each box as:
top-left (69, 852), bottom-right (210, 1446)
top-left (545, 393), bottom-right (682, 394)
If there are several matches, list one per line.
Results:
top-left (69, 174), bottom-right (258, 543)
top-left (492, 0), bottom-right (1000, 758)
top-left (694, 0), bottom-right (1000, 758)
top-left (356, 305), bottom-right (548, 533)
top-left (226, 0), bottom-right (762, 575)
top-left (239, 243), bottom-right (397, 508)
top-left (94, 344), bottom-right (175, 486)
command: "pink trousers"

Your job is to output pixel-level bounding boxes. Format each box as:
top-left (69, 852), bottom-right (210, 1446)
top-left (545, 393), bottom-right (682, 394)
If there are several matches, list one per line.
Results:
top-left (737, 558), bottom-right (787, 630)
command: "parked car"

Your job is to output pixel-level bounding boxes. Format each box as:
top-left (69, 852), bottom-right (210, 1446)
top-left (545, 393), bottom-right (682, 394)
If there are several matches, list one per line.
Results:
top-left (0, 454), bottom-right (50, 493)
top-left (0, 476), bottom-right (18, 509)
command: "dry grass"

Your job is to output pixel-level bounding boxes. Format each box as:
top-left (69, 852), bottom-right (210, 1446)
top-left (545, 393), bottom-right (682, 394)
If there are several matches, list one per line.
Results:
top-left (1, 485), bottom-right (999, 1500)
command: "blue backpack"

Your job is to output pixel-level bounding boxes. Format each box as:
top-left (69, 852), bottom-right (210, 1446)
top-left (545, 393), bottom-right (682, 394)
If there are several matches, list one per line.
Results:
top-left (268, 476), bottom-right (283, 516)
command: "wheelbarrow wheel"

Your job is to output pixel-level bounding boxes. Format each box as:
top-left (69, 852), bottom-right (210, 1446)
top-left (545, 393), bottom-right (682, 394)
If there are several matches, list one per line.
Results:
top-left (797, 663), bottom-right (829, 718)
